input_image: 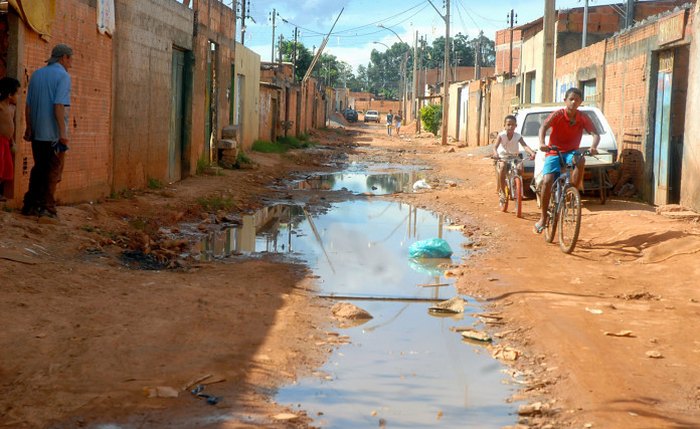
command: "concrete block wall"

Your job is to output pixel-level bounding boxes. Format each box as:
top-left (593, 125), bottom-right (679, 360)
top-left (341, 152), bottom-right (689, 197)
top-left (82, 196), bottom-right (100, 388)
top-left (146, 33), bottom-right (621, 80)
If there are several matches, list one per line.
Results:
top-left (17, 0), bottom-right (113, 204)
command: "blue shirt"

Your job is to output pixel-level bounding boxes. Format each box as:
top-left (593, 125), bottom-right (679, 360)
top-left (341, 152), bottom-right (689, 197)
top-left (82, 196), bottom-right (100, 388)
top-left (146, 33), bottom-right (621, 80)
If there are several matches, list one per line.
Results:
top-left (26, 63), bottom-right (71, 142)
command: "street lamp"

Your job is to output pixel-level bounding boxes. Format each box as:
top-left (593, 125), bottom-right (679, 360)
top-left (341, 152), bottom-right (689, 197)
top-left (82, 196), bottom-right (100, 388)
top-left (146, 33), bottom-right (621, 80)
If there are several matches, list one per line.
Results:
top-left (377, 24), bottom-right (408, 120)
top-left (373, 41), bottom-right (390, 50)
top-left (377, 24), bottom-right (405, 44)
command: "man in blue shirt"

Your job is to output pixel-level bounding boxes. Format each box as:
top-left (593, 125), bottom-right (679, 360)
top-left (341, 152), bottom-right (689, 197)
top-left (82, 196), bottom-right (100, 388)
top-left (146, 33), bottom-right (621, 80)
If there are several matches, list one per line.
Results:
top-left (22, 44), bottom-right (73, 219)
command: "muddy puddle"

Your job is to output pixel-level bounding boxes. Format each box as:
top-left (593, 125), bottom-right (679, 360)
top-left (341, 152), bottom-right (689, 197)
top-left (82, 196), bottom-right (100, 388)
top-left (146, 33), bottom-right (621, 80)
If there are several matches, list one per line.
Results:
top-left (291, 163), bottom-right (429, 195)
top-left (192, 192), bottom-right (518, 427)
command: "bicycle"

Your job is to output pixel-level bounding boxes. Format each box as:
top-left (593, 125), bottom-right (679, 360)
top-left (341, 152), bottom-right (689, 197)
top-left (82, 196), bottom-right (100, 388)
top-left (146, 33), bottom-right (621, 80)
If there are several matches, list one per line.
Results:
top-left (538, 147), bottom-right (588, 254)
top-left (493, 154), bottom-right (524, 218)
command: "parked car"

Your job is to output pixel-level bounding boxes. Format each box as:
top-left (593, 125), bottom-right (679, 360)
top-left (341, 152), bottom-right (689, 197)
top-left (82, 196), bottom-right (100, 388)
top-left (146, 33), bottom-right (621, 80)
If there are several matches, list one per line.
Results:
top-left (513, 104), bottom-right (618, 189)
top-left (343, 108), bottom-right (358, 122)
top-left (363, 110), bottom-right (380, 123)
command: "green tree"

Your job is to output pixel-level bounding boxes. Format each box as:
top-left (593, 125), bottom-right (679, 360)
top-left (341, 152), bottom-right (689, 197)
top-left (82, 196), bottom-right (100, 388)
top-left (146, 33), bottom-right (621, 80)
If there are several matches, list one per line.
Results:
top-left (279, 40), bottom-right (313, 81)
top-left (420, 104), bottom-right (442, 136)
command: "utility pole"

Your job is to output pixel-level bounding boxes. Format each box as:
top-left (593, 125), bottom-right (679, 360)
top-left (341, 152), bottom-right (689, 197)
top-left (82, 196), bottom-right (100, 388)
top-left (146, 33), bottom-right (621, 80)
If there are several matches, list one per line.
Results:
top-left (474, 30), bottom-right (482, 80)
top-left (582, 0), bottom-right (589, 48)
top-left (293, 27), bottom-right (299, 81)
top-left (239, 0), bottom-right (255, 45)
top-left (625, 0), bottom-right (635, 28)
top-left (240, 0), bottom-right (247, 45)
top-left (269, 8), bottom-right (277, 62)
top-left (541, 0), bottom-right (555, 103)
top-left (412, 31), bottom-right (418, 129)
top-left (508, 9), bottom-right (516, 76)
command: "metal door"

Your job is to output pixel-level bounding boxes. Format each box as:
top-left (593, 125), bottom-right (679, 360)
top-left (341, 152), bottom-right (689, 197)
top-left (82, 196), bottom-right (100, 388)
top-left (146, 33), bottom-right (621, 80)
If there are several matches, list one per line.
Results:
top-left (169, 49), bottom-right (185, 182)
top-left (653, 51), bottom-right (673, 206)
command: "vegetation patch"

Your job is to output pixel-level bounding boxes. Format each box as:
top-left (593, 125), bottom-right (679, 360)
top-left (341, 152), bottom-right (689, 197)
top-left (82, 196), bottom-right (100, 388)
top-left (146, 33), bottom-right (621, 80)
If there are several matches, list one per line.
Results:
top-left (420, 104), bottom-right (443, 136)
top-left (196, 195), bottom-right (234, 211)
top-left (147, 178), bottom-right (163, 189)
top-left (252, 136), bottom-right (316, 154)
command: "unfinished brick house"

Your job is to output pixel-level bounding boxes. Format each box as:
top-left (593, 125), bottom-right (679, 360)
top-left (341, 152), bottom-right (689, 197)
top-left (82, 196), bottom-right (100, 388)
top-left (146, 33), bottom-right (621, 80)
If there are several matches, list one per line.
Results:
top-left (452, 0), bottom-right (696, 208)
top-left (0, 0), bottom-right (266, 205)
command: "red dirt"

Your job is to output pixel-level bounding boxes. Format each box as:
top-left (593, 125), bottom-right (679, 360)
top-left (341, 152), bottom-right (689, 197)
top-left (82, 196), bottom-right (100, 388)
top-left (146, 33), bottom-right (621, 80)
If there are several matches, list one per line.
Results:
top-left (1, 123), bottom-right (699, 428)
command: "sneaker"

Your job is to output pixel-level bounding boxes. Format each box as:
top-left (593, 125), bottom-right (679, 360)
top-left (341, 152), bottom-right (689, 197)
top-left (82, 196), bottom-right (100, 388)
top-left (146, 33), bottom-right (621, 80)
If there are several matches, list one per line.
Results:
top-left (38, 209), bottom-right (58, 219)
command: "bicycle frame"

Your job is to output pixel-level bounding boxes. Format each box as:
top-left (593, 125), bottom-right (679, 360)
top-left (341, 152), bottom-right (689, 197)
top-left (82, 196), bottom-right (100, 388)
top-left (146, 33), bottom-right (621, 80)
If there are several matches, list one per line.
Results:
top-left (543, 148), bottom-right (585, 253)
top-left (495, 155), bottom-right (524, 217)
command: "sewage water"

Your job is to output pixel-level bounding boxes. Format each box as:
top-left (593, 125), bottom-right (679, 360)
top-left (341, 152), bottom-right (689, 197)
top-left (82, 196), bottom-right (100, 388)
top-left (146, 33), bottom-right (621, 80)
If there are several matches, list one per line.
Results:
top-left (292, 166), bottom-right (428, 196)
top-left (195, 198), bottom-right (518, 427)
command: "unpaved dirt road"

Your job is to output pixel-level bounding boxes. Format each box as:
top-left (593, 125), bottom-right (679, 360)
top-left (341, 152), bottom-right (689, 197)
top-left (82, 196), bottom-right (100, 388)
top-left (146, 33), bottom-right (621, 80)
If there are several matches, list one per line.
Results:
top-left (1, 122), bottom-right (699, 428)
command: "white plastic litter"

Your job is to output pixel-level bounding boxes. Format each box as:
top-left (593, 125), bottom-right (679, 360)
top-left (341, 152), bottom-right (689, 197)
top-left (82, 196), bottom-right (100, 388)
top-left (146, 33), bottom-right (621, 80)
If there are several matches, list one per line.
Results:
top-left (412, 179), bottom-right (432, 190)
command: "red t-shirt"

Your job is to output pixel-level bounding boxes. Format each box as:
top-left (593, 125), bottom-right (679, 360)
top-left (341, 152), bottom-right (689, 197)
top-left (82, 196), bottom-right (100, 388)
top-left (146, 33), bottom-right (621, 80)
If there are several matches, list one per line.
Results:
top-left (545, 109), bottom-right (595, 155)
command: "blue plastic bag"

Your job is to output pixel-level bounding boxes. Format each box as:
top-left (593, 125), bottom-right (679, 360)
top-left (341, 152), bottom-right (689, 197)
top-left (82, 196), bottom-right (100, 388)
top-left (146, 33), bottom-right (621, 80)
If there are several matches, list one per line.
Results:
top-left (408, 238), bottom-right (453, 259)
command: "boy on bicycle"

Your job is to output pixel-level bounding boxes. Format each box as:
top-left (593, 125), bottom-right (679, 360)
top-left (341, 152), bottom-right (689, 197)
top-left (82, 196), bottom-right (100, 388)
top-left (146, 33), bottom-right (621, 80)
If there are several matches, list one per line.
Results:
top-left (533, 87), bottom-right (600, 234)
top-left (492, 114), bottom-right (535, 203)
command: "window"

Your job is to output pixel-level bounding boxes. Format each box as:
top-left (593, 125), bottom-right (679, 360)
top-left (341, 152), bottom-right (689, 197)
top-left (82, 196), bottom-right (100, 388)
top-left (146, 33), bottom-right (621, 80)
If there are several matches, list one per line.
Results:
top-left (582, 79), bottom-right (596, 102)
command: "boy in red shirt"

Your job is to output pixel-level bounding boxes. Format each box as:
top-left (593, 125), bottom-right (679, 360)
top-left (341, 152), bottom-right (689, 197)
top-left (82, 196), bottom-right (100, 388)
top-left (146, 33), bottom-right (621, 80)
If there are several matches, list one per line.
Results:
top-left (534, 87), bottom-right (600, 234)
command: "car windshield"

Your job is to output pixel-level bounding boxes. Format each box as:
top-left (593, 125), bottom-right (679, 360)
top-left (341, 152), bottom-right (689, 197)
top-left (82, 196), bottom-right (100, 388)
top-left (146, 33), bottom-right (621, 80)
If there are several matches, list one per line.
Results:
top-left (521, 110), bottom-right (606, 137)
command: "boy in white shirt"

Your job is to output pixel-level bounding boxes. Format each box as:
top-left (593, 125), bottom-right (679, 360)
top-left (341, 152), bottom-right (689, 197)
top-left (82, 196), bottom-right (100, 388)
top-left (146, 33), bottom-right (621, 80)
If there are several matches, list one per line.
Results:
top-left (492, 115), bottom-right (535, 200)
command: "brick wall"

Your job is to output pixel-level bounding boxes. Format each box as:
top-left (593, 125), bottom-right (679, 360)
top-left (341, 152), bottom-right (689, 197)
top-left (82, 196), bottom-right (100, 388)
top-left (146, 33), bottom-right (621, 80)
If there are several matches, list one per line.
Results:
top-left (113, 0), bottom-right (193, 191)
top-left (488, 77), bottom-right (519, 142)
top-left (16, 0), bottom-right (113, 204)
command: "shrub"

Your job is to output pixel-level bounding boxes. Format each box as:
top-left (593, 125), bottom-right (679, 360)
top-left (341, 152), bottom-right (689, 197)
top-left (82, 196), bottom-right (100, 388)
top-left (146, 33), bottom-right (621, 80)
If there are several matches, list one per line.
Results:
top-left (420, 104), bottom-right (443, 136)
top-left (147, 178), bottom-right (163, 189)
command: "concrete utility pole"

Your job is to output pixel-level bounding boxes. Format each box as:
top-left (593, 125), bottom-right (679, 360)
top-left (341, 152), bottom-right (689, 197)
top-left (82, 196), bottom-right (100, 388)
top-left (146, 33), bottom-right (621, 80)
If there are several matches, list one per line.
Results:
top-left (293, 27), bottom-right (299, 81)
top-left (270, 8), bottom-right (277, 62)
top-left (475, 30), bottom-right (482, 80)
top-left (412, 30), bottom-right (418, 127)
top-left (508, 9), bottom-right (516, 76)
top-left (240, 0), bottom-right (247, 45)
top-left (625, 0), bottom-right (635, 28)
top-left (540, 0), bottom-right (555, 103)
top-left (582, 0), bottom-right (589, 48)
top-left (439, 0), bottom-right (451, 145)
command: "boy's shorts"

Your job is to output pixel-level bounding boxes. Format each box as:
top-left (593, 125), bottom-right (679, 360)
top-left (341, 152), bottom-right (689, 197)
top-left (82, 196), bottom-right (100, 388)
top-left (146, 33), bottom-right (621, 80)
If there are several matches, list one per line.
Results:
top-left (542, 151), bottom-right (577, 176)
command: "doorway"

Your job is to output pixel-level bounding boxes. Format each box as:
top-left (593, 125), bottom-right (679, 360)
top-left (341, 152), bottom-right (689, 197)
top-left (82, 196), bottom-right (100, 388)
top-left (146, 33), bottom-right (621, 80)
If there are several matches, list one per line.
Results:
top-left (652, 47), bottom-right (687, 205)
top-left (169, 48), bottom-right (186, 183)
top-left (205, 41), bottom-right (218, 164)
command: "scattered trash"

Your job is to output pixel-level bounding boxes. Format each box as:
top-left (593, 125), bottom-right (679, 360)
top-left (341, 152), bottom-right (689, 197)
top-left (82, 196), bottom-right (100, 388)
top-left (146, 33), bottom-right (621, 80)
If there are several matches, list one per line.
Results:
top-left (190, 384), bottom-right (220, 405)
top-left (604, 330), bottom-right (635, 338)
top-left (429, 296), bottom-right (465, 314)
top-left (645, 350), bottom-right (663, 359)
top-left (408, 238), bottom-right (453, 258)
top-left (585, 307), bottom-right (603, 315)
top-left (412, 179), bottom-right (432, 190)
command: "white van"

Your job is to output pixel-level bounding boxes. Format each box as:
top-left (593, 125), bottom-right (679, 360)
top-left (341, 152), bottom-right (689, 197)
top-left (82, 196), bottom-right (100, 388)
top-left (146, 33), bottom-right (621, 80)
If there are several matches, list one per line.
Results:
top-left (513, 105), bottom-right (618, 188)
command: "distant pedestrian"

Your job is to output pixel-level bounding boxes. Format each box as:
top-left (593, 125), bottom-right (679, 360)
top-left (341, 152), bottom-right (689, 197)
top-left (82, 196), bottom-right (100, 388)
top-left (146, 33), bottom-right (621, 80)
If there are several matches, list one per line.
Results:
top-left (386, 109), bottom-right (394, 136)
top-left (22, 44), bottom-right (73, 219)
top-left (0, 77), bottom-right (20, 201)
top-left (394, 110), bottom-right (403, 136)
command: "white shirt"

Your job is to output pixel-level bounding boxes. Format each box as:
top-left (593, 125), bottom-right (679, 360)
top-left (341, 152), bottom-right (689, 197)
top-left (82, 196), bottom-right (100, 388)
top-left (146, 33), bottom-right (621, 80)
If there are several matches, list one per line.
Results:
top-left (496, 131), bottom-right (522, 156)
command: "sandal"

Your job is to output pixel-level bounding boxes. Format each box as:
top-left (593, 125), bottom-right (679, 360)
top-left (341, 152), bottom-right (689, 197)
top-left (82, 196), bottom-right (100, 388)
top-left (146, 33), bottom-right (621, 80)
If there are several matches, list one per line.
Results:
top-left (533, 221), bottom-right (545, 234)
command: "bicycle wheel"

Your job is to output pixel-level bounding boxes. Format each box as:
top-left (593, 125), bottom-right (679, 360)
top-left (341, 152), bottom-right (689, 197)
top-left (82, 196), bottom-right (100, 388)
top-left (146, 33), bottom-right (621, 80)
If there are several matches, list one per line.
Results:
top-left (558, 187), bottom-right (582, 254)
top-left (544, 193), bottom-right (558, 243)
top-left (513, 176), bottom-right (523, 218)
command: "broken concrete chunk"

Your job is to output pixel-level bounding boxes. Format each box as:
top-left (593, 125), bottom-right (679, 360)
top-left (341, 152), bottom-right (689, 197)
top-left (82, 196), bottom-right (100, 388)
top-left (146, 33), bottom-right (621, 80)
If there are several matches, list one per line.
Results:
top-left (460, 329), bottom-right (492, 343)
top-left (428, 296), bottom-right (465, 314)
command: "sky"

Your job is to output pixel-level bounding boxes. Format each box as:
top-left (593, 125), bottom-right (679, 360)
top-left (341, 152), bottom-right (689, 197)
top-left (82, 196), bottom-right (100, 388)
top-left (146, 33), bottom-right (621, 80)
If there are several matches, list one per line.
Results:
top-left (240, 0), bottom-right (627, 73)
